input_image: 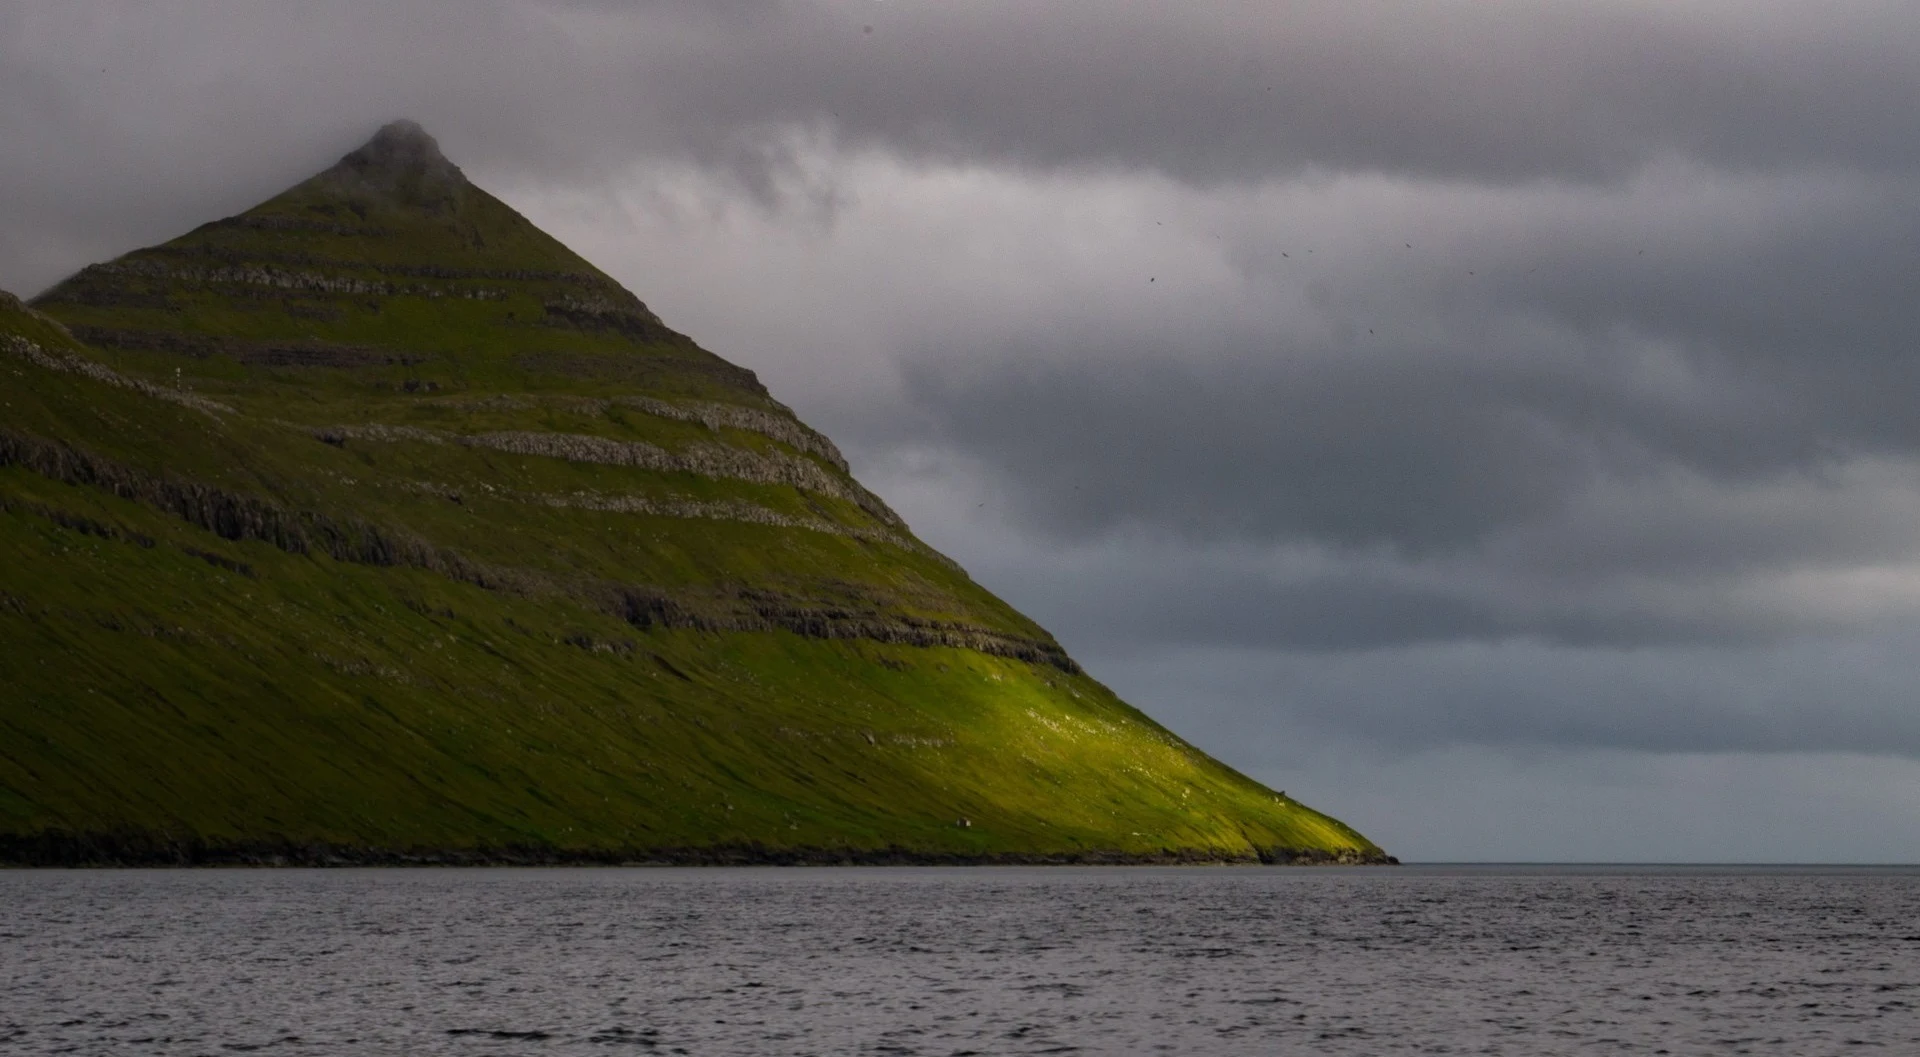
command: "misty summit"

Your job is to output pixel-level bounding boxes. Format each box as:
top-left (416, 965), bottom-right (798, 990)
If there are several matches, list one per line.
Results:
top-left (0, 122), bottom-right (1385, 865)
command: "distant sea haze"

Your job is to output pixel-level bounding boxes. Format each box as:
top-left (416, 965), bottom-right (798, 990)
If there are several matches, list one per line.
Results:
top-left (6, 865), bottom-right (1917, 1055)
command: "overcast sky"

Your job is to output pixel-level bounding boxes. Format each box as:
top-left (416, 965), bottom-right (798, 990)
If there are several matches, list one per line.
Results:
top-left (9, 0), bottom-right (1920, 861)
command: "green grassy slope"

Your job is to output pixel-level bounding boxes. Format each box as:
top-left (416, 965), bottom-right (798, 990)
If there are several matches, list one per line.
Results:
top-left (0, 123), bottom-right (1386, 864)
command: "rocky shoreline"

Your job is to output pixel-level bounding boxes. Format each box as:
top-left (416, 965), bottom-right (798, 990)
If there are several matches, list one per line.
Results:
top-left (0, 832), bottom-right (1396, 868)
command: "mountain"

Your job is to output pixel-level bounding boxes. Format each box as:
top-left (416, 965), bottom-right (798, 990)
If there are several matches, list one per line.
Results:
top-left (0, 121), bottom-right (1387, 865)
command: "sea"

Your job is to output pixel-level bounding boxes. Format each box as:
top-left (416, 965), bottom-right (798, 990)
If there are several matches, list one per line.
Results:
top-left (2, 865), bottom-right (1916, 1055)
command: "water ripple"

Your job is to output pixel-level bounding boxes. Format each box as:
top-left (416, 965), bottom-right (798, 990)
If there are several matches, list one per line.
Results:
top-left (2, 865), bottom-right (1918, 1055)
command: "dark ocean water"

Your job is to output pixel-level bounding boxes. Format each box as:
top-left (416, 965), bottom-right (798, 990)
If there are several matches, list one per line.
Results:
top-left (2, 865), bottom-right (1917, 1056)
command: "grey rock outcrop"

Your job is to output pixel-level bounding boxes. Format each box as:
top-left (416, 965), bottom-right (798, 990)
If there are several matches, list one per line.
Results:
top-left (462, 429), bottom-right (902, 526)
top-left (4, 333), bottom-right (232, 416)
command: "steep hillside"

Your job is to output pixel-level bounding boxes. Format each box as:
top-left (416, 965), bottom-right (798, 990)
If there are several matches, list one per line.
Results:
top-left (0, 122), bottom-right (1387, 865)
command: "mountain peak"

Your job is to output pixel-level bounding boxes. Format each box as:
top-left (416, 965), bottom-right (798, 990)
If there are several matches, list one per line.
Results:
top-left (318, 119), bottom-right (467, 208)
top-left (3, 123), bottom-right (1386, 867)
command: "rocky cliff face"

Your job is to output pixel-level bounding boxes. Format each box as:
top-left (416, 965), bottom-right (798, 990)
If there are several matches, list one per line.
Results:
top-left (0, 122), bottom-right (1387, 865)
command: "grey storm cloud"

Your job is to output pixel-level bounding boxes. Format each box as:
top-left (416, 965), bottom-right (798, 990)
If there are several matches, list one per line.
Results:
top-left (1088, 630), bottom-right (1920, 759)
top-left (7, 0), bottom-right (1920, 291)
top-left (882, 161), bottom-right (1920, 597)
top-left (932, 447), bottom-right (1920, 658)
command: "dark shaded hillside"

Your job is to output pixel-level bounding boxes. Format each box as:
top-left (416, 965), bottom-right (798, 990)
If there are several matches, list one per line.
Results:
top-left (0, 123), bottom-right (1386, 865)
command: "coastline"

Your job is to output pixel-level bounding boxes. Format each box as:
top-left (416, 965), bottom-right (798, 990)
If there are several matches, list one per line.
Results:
top-left (0, 831), bottom-right (1396, 868)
